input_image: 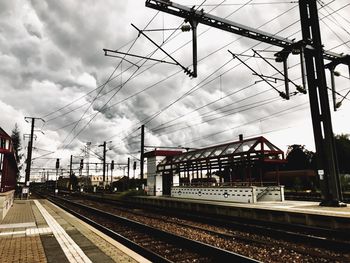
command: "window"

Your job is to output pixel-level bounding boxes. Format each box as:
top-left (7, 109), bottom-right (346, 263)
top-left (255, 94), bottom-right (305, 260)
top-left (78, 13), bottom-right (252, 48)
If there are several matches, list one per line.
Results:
top-left (0, 138), bottom-right (6, 149)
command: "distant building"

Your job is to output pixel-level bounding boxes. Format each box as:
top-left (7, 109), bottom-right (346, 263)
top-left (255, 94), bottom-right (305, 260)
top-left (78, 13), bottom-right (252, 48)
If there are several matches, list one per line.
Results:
top-left (0, 127), bottom-right (18, 192)
top-left (90, 175), bottom-right (120, 186)
top-left (0, 127), bottom-right (18, 219)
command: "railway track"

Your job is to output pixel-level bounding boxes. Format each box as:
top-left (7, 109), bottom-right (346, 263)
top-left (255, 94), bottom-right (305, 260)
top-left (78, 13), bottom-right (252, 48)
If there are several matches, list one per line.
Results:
top-left (55, 193), bottom-right (349, 262)
top-left (78, 192), bottom-right (350, 243)
top-left (47, 194), bottom-right (259, 263)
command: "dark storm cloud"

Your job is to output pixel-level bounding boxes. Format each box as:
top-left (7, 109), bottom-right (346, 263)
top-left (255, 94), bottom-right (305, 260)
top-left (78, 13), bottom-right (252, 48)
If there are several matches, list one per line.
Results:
top-left (30, 0), bottom-right (130, 69)
top-left (1, 0), bottom-right (349, 178)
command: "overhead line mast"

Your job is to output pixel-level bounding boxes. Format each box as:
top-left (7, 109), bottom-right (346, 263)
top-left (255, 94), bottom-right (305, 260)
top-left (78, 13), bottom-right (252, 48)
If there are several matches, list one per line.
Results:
top-left (145, 0), bottom-right (350, 207)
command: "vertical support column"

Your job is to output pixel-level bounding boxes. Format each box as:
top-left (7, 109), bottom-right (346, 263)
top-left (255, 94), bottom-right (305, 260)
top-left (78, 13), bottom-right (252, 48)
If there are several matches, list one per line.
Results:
top-left (102, 141), bottom-right (106, 184)
top-left (140, 125), bottom-right (145, 180)
top-left (299, 0), bottom-right (345, 206)
top-left (69, 155), bottom-right (73, 191)
top-left (127, 157), bottom-right (130, 178)
top-left (25, 118), bottom-right (35, 184)
top-left (283, 58), bottom-right (290, 99)
top-left (329, 67), bottom-right (337, 111)
top-left (190, 20), bottom-right (198, 78)
top-left (300, 46), bottom-right (308, 92)
top-left (86, 142), bottom-right (91, 178)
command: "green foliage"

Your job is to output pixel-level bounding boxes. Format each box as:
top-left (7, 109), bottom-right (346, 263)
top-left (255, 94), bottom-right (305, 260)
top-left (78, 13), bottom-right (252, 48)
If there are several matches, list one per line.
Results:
top-left (286, 144), bottom-right (315, 170)
top-left (292, 177), bottom-right (303, 192)
top-left (335, 134), bottom-right (350, 173)
top-left (11, 123), bottom-right (23, 165)
top-left (340, 174), bottom-right (350, 192)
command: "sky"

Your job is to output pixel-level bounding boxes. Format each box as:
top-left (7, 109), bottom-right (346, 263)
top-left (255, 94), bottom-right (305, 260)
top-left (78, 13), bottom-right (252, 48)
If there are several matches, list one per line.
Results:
top-left (0, 0), bottom-right (350, 181)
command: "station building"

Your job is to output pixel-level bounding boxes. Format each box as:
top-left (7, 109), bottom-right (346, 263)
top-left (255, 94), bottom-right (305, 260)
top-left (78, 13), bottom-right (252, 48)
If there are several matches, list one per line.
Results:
top-left (0, 127), bottom-right (18, 219)
top-left (145, 136), bottom-right (287, 203)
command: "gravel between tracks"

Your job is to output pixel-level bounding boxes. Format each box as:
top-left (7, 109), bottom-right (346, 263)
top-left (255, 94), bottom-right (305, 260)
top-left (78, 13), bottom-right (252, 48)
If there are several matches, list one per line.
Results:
top-left (68, 198), bottom-right (349, 263)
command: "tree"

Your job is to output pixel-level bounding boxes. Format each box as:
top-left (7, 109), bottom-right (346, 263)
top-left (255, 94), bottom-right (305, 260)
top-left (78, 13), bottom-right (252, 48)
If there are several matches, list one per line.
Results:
top-left (286, 144), bottom-right (315, 170)
top-left (334, 134), bottom-right (350, 174)
top-left (11, 123), bottom-right (23, 169)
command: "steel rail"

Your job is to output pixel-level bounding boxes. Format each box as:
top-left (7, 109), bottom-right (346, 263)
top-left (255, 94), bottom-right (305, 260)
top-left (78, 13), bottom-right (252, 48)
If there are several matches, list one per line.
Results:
top-left (48, 195), bottom-right (260, 263)
top-left (76, 193), bottom-right (350, 247)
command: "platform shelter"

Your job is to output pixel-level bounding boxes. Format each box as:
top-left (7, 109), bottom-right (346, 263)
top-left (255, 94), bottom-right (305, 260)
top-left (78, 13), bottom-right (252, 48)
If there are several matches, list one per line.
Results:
top-left (146, 136), bottom-right (287, 202)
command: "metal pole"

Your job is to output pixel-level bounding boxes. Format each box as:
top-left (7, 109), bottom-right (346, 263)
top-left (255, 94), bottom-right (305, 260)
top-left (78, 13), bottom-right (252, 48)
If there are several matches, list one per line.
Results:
top-left (329, 67), bottom-right (337, 111)
top-left (127, 157), bottom-right (130, 178)
top-left (190, 20), bottom-right (198, 78)
top-left (106, 163), bottom-right (109, 184)
top-left (283, 58), bottom-right (290, 99)
top-left (110, 164), bottom-right (113, 184)
top-left (299, 46), bottom-right (307, 92)
top-left (56, 167), bottom-right (58, 194)
top-left (102, 141), bottom-right (106, 184)
top-left (25, 118), bottom-right (35, 185)
top-left (69, 155), bottom-right (73, 191)
top-left (140, 125), bottom-right (145, 180)
top-left (299, 0), bottom-right (345, 206)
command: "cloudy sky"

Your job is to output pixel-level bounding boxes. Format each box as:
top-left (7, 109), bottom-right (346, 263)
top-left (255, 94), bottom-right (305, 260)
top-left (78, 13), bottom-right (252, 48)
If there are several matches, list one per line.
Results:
top-left (1, 0), bottom-right (350, 180)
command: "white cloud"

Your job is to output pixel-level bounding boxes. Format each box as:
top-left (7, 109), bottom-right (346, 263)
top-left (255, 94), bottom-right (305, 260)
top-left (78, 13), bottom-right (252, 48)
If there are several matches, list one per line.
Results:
top-left (0, 0), bottom-right (349, 179)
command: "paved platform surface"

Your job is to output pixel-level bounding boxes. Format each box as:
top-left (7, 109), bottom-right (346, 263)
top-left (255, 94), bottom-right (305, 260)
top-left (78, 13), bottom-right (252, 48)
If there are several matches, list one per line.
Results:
top-left (132, 196), bottom-right (350, 230)
top-left (142, 196), bottom-right (350, 217)
top-left (0, 199), bottom-right (150, 263)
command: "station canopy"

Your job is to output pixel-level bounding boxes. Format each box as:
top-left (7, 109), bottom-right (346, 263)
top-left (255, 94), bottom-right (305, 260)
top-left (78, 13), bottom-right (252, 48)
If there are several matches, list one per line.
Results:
top-left (157, 136), bottom-right (286, 173)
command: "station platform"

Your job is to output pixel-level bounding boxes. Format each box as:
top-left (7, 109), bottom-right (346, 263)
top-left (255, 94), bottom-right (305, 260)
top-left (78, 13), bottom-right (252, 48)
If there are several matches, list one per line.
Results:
top-left (131, 196), bottom-right (350, 231)
top-left (0, 199), bottom-right (150, 263)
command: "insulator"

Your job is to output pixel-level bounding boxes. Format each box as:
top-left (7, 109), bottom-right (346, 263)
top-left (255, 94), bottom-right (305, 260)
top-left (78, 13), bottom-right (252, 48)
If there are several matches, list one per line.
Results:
top-left (279, 91), bottom-right (288, 99)
top-left (181, 24), bottom-right (191, 32)
top-left (335, 101), bottom-right (342, 109)
top-left (275, 56), bottom-right (284, 63)
top-left (292, 48), bottom-right (300, 55)
top-left (296, 85), bottom-right (307, 94)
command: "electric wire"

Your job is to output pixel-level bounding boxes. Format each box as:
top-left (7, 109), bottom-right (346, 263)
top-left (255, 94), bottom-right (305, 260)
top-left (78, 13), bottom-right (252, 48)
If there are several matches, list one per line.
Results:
top-left (49, 1), bottom-right (224, 132)
top-left (41, 37), bottom-right (139, 120)
top-left (182, 86), bottom-right (350, 147)
top-left (36, 0), bottom-right (350, 169)
top-left (56, 0), bottom-right (213, 151)
top-left (58, 12), bottom-right (161, 150)
top-left (105, 2), bottom-right (303, 149)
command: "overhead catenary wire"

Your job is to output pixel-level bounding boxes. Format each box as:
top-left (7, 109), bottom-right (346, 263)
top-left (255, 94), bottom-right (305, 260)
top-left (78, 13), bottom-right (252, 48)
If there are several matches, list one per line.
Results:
top-left (40, 0), bottom-right (348, 165)
top-left (57, 12), bottom-right (162, 150)
top-left (143, 1), bottom-right (348, 138)
top-left (101, 2), bottom-right (306, 147)
top-left (187, 1), bottom-right (297, 7)
top-left (179, 85), bottom-right (350, 147)
top-left (41, 37), bottom-right (140, 120)
top-left (154, 96), bottom-right (284, 136)
top-left (47, 1), bottom-right (225, 132)
top-left (136, 1), bottom-right (298, 127)
top-left (37, 12), bottom-right (164, 169)
top-left (60, 1), bottom-right (290, 138)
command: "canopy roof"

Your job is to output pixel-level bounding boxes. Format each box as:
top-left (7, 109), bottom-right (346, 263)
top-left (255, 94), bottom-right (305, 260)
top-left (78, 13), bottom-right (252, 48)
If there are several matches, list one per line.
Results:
top-left (157, 136), bottom-right (286, 173)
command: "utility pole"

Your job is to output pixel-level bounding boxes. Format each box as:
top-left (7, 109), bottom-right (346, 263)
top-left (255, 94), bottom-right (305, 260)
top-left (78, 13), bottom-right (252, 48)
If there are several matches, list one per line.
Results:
top-left (140, 125), bottom-right (145, 180)
top-left (99, 141), bottom-right (107, 185)
top-left (299, 0), bottom-right (344, 206)
top-left (111, 160), bottom-right (114, 184)
top-left (127, 157), bottom-right (130, 178)
top-left (69, 155), bottom-right (73, 190)
top-left (55, 158), bottom-right (59, 194)
top-left (24, 117), bottom-right (44, 185)
top-left (86, 142), bottom-right (91, 177)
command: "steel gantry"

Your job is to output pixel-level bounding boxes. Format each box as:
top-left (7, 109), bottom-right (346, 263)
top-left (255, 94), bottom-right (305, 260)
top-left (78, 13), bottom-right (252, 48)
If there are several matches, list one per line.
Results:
top-left (145, 0), bottom-right (350, 206)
